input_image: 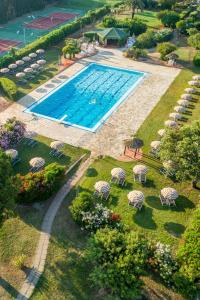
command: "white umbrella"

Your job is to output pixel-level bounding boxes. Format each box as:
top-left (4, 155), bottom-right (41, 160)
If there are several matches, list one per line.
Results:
top-left (29, 157), bottom-right (45, 168)
top-left (160, 187), bottom-right (178, 200)
top-left (36, 49), bottom-right (45, 54)
top-left (150, 140), bottom-right (161, 150)
top-left (128, 190), bottom-right (144, 204)
top-left (24, 68), bottom-right (33, 73)
top-left (29, 53), bottom-right (37, 58)
top-left (177, 100), bottom-right (189, 107)
top-left (184, 88), bottom-right (197, 94)
top-left (22, 56), bottom-right (31, 62)
top-left (133, 164), bottom-right (148, 175)
top-left (8, 63), bottom-right (17, 69)
top-left (0, 68), bottom-right (9, 74)
top-left (16, 60), bottom-right (25, 66)
top-left (157, 129), bottom-right (166, 137)
top-left (192, 75), bottom-right (200, 80)
top-left (24, 130), bottom-right (38, 139)
top-left (163, 160), bottom-right (174, 170)
top-left (188, 81), bottom-right (200, 87)
top-left (111, 167), bottom-right (126, 179)
top-left (174, 106), bottom-right (186, 113)
top-left (169, 112), bottom-right (181, 120)
top-left (31, 63), bottom-right (40, 69)
top-left (37, 59), bottom-right (46, 65)
top-left (181, 94), bottom-right (193, 101)
top-left (50, 141), bottom-right (64, 150)
top-left (16, 72), bottom-right (25, 78)
top-left (165, 120), bottom-right (178, 127)
top-left (94, 181), bottom-right (110, 194)
top-left (5, 149), bottom-right (18, 159)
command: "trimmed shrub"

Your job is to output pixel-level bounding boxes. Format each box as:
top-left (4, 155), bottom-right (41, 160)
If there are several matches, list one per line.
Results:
top-left (17, 163), bottom-right (65, 204)
top-left (193, 51), bottom-right (200, 66)
top-left (153, 28), bottom-right (173, 43)
top-left (174, 206), bottom-right (200, 299)
top-left (69, 192), bottom-right (94, 224)
top-left (102, 16), bottom-right (117, 27)
top-left (157, 42), bottom-right (177, 60)
top-left (188, 33), bottom-right (200, 50)
top-left (0, 5), bottom-right (110, 68)
top-left (124, 47), bottom-right (147, 59)
top-left (136, 30), bottom-right (156, 49)
top-left (158, 0), bottom-right (176, 9)
top-left (0, 78), bottom-right (17, 100)
top-left (161, 11), bottom-right (180, 28)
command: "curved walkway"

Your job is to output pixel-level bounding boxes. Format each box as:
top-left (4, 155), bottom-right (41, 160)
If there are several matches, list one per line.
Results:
top-left (16, 155), bottom-right (92, 300)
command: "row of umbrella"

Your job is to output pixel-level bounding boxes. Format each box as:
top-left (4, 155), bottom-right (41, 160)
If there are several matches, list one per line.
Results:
top-left (152, 75), bottom-right (200, 153)
top-left (0, 49), bottom-right (45, 74)
top-left (15, 60), bottom-right (46, 79)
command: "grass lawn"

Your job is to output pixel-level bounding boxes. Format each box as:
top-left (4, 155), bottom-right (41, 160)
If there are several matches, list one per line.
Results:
top-left (0, 138), bottom-right (87, 300)
top-left (14, 135), bottom-right (87, 175)
top-left (135, 10), bottom-right (162, 29)
top-left (59, 0), bottom-right (120, 11)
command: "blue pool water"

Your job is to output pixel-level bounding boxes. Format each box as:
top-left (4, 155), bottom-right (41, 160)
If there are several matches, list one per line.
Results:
top-left (26, 63), bottom-right (146, 132)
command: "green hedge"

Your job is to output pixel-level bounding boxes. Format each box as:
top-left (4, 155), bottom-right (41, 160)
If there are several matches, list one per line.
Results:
top-left (0, 5), bottom-right (111, 68)
top-left (0, 78), bottom-right (17, 100)
top-left (193, 51), bottom-right (200, 66)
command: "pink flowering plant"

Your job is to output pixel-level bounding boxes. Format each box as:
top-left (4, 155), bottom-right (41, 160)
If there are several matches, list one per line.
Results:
top-left (0, 118), bottom-right (26, 150)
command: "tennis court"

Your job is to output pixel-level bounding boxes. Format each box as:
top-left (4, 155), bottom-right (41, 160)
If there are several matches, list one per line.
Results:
top-left (0, 6), bottom-right (82, 56)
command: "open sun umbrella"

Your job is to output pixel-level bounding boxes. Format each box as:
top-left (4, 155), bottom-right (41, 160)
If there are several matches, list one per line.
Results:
top-left (5, 149), bottom-right (18, 159)
top-left (37, 59), bottom-right (46, 65)
top-left (16, 72), bottom-right (25, 78)
top-left (165, 120), bottom-right (178, 127)
top-left (157, 129), bottom-right (166, 137)
top-left (150, 140), bottom-right (161, 150)
top-left (24, 67), bottom-right (33, 73)
top-left (8, 63), bottom-right (17, 69)
top-left (16, 60), bottom-right (25, 66)
top-left (31, 63), bottom-right (40, 69)
top-left (0, 68), bottom-right (9, 74)
top-left (29, 53), bottom-right (37, 58)
top-left (36, 49), bottom-right (45, 54)
top-left (22, 56), bottom-right (31, 62)
top-left (29, 157), bottom-right (45, 168)
top-left (50, 141), bottom-right (64, 150)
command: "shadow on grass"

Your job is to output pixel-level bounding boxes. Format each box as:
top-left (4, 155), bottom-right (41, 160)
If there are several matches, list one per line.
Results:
top-left (164, 222), bottom-right (185, 237)
top-left (85, 167), bottom-right (98, 177)
top-left (0, 276), bottom-right (18, 298)
top-left (146, 195), bottom-right (195, 212)
top-left (134, 207), bottom-right (157, 230)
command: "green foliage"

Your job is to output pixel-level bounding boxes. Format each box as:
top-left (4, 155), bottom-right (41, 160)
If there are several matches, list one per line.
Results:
top-left (153, 28), bottom-right (173, 43)
top-left (69, 192), bottom-right (93, 224)
top-left (17, 163), bottom-right (65, 204)
top-left (0, 149), bottom-right (19, 220)
top-left (0, 78), bottom-right (17, 100)
top-left (187, 28), bottom-right (199, 36)
top-left (0, 6), bottom-right (110, 68)
top-left (62, 38), bottom-right (80, 59)
top-left (86, 227), bottom-right (149, 299)
top-left (157, 42), bottom-right (176, 60)
top-left (174, 206), bottom-right (200, 298)
top-left (193, 51), bottom-right (200, 66)
top-left (159, 121), bottom-right (200, 187)
top-left (160, 11), bottom-right (180, 28)
top-left (124, 46), bottom-right (147, 59)
top-left (12, 254), bottom-right (27, 269)
top-left (103, 16), bottom-right (117, 27)
top-left (126, 0), bottom-right (145, 19)
top-left (136, 29), bottom-right (156, 48)
top-left (158, 0), bottom-right (176, 9)
top-left (188, 33), bottom-right (200, 50)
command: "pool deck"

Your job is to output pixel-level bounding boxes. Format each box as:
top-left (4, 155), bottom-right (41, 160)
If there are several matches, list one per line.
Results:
top-left (0, 48), bottom-right (180, 158)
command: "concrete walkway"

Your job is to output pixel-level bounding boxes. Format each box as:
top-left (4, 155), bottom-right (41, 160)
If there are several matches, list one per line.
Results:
top-left (16, 156), bottom-right (92, 300)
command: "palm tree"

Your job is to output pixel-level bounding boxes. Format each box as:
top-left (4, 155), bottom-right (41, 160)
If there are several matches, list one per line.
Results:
top-left (126, 0), bottom-right (145, 19)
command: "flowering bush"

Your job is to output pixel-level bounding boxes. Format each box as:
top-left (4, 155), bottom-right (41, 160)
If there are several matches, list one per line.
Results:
top-left (81, 203), bottom-right (121, 232)
top-left (0, 118), bottom-right (25, 150)
top-left (148, 242), bottom-right (178, 286)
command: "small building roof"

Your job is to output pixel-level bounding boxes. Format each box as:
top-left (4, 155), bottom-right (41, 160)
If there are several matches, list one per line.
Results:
top-left (98, 27), bottom-right (127, 40)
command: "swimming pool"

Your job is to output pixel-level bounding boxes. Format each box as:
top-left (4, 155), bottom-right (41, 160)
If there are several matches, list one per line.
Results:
top-left (26, 63), bottom-right (146, 132)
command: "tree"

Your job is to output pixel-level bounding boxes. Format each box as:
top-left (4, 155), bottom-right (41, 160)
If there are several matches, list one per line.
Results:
top-left (158, 0), bottom-right (176, 9)
top-left (62, 39), bottom-right (80, 59)
top-left (160, 11), bottom-right (180, 28)
top-left (126, 0), bottom-right (145, 19)
top-left (159, 121), bottom-right (200, 188)
top-left (157, 42), bottom-right (177, 60)
top-left (0, 150), bottom-right (19, 220)
top-left (86, 227), bottom-right (149, 299)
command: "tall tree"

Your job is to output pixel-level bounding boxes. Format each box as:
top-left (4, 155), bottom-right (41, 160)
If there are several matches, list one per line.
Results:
top-left (159, 121), bottom-right (200, 188)
top-left (126, 0), bottom-right (145, 19)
